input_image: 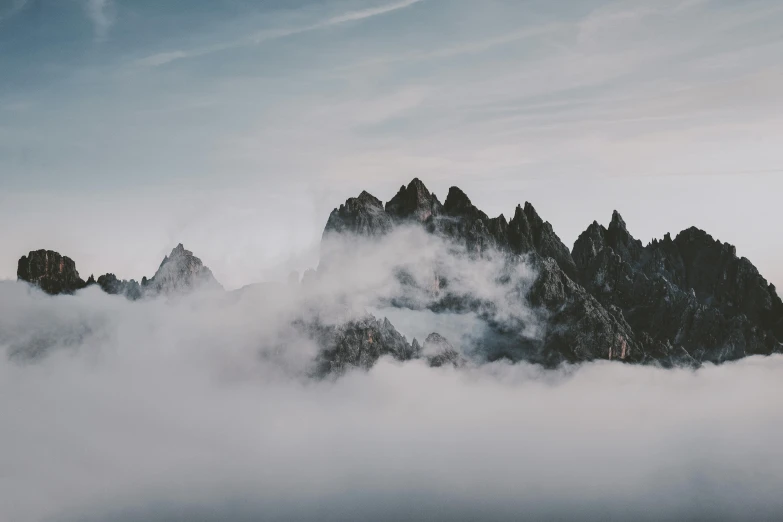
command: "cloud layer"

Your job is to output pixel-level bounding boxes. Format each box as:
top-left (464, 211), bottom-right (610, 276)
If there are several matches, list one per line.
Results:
top-left (2, 253), bottom-right (783, 521)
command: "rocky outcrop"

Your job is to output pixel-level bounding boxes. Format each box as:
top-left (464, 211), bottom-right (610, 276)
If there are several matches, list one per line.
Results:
top-left (17, 244), bottom-right (220, 299)
top-left (507, 202), bottom-right (578, 279)
top-left (96, 273), bottom-right (142, 300)
top-left (437, 186), bottom-right (499, 254)
top-left (323, 191), bottom-right (393, 238)
top-left (17, 250), bottom-right (86, 295)
top-left (422, 332), bottom-right (465, 368)
top-left (144, 244), bottom-right (222, 295)
top-left (527, 255), bottom-right (642, 365)
top-left (308, 315), bottom-right (419, 376)
top-left (573, 212), bottom-right (783, 364)
top-left (321, 179), bottom-right (783, 369)
top-left (572, 211), bottom-right (643, 273)
top-left (385, 178), bottom-right (443, 223)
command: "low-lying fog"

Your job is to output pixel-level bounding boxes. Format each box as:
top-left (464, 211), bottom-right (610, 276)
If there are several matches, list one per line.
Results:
top-left (2, 277), bottom-right (783, 522)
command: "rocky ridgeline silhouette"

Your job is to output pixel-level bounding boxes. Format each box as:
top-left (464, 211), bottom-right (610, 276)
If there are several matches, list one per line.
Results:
top-left (17, 243), bottom-right (221, 300)
top-left (322, 178), bottom-right (783, 367)
top-left (16, 178), bottom-right (783, 371)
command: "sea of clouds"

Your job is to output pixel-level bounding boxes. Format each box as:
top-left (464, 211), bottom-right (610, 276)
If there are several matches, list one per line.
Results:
top-left (2, 226), bottom-right (783, 521)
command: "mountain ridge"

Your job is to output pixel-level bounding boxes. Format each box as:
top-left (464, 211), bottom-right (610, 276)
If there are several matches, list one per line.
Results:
top-left (16, 243), bottom-right (220, 300)
top-left (14, 178), bottom-right (783, 371)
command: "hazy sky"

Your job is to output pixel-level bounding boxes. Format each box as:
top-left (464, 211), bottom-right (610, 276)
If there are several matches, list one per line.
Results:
top-left (1, 0), bottom-right (782, 288)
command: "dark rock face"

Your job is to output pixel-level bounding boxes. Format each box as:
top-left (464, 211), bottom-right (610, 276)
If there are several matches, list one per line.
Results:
top-left (323, 191), bottom-right (393, 238)
top-left (385, 178), bottom-right (443, 223)
top-left (572, 211), bottom-right (643, 273)
top-left (527, 255), bottom-right (641, 365)
top-left (17, 250), bottom-right (86, 295)
top-left (508, 203), bottom-right (578, 279)
top-left (572, 212), bottom-right (783, 364)
top-left (438, 187), bottom-right (498, 254)
top-left (96, 273), bottom-right (142, 300)
top-left (320, 179), bottom-right (783, 369)
top-left (308, 316), bottom-right (418, 376)
top-left (436, 187), bottom-right (577, 277)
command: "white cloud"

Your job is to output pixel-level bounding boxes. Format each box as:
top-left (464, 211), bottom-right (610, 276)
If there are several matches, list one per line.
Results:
top-left (1, 280), bottom-right (782, 521)
top-left (136, 0), bottom-right (426, 67)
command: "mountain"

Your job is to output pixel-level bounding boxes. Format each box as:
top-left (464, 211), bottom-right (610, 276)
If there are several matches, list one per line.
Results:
top-left (17, 250), bottom-right (87, 295)
top-left (14, 178), bottom-right (783, 372)
top-left (17, 243), bottom-right (220, 301)
top-left (320, 178), bottom-right (783, 367)
top-left (144, 243), bottom-right (222, 295)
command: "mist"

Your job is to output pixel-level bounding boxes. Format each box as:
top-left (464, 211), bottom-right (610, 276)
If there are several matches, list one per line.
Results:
top-left (2, 270), bottom-right (783, 521)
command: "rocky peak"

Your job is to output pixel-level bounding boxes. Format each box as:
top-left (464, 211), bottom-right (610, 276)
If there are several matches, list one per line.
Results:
top-left (572, 212), bottom-right (643, 273)
top-left (443, 186), bottom-right (488, 220)
top-left (311, 314), bottom-right (416, 376)
top-left (507, 202), bottom-right (578, 279)
top-left (422, 332), bottom-right (465, 368)
top-left (17, 249), bottom-right (86, 295)
top-left (609, 210), bottom-right (626, 231)
top-left (572, 221), bottom-right (607, 273)
top-left (323, 190), bottom-right (392, 237)
top-left (385, 178), bottom-right (443, 223)
top-left (427, 186), bottom-right (493, 253)
top-left (656, 227), bottom-right (781, 331)
top-left (522, 201), bottom-right (541, 224)
top-left (605, 211), bottom-right (644, 264)
top-left (356, 190), bottom-right (383, 207)
top-left (145, 244), bottom-right (221, 295)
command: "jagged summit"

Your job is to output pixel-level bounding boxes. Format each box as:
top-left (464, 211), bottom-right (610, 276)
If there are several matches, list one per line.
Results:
top-left (443, 186), bottom-right (482, 217)
top-left (145, 243), bottom-right (222, 295)
top-left (324, 189), bottom-right (392, 237)
top-left (572, 209), bottom-right (783, 361)
top-left (385, 178), bottom-right (442, 223)
top-left (572, 210), bottom-right (643, 271)
top-left (609, 210), bottom-right (625, 229)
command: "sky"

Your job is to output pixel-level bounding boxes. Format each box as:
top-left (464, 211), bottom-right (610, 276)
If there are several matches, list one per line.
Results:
top-left (1, 0), bottom-right (782, 289)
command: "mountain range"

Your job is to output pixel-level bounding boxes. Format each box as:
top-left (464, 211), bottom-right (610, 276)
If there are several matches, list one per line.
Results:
top-left (15, 179), bottom-right (783, 372)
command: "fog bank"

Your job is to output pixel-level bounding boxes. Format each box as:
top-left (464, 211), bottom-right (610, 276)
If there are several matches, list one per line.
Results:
top-left (1, 282), bottom-right (782, 522)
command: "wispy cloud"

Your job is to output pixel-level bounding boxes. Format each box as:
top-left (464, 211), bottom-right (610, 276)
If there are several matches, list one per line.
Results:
top-left (337, 24), bottom-right (561, 71)
top-left (136, 0), bottom-right (426, 67)
top-left (135, 50), bottom-right (190, 68)
top-left (324, 0), bottom-right (424, 24)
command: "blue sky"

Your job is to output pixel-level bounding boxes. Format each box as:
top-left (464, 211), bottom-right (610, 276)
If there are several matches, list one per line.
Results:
top-left (1, 0), bottom-right (782, 288)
